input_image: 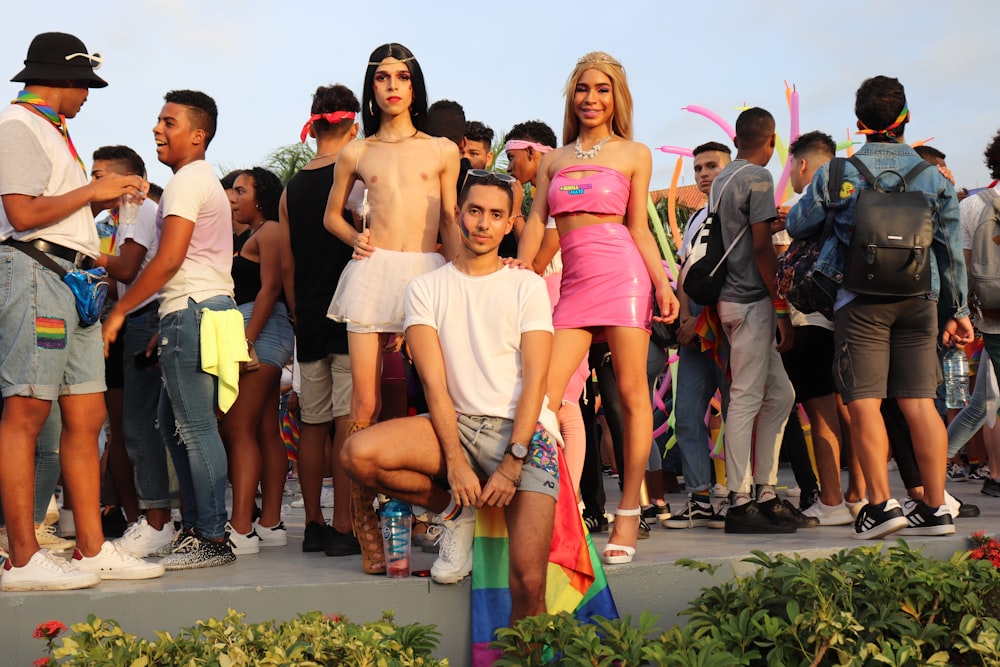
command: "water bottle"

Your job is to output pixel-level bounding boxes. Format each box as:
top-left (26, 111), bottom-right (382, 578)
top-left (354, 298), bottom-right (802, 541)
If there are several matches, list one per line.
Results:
top-left (942, 347), bottom-right (970, 409)
top-left (380, 499), bottom-right (412, 578)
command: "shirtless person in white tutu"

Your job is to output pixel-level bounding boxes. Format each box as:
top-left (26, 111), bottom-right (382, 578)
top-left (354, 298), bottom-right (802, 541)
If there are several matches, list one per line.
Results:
top-left (322, 42), bottom-right (460, 574)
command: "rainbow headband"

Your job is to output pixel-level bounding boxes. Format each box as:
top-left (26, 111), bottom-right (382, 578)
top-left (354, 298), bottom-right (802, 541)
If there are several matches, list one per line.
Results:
top-left (858, 104), bottom-right (908, 141)
top-left (503, 139), bottom-right (553, 154)
top-left (300, 111), bottom-right (356, 142)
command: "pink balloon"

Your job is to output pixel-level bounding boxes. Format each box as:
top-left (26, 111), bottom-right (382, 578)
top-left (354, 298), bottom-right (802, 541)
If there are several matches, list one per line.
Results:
top-left (683, 105), bottom-right (736, 140)
top-left (775, 155), bottom-right (793, 206)
top-left (656, 145), bottom-right (694, 158)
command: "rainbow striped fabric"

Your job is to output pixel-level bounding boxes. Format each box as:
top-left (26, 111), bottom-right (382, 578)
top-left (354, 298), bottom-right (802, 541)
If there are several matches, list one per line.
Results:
top-left (471, 454), bottom-right (618, 665)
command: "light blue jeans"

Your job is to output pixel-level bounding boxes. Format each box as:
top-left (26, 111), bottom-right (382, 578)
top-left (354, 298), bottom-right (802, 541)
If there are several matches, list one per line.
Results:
top-left (157, 295), bottom-right (237, 540)
top-left (674, 342), bottom-right (725, 493)
top-left (122, 308), bottom-right (170, 510)
top-left (948, 346), bottom-right (996, 458)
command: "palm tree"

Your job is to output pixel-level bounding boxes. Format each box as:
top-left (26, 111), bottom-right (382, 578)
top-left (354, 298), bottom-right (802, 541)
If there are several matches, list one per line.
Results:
top-left (264, 143), bottom-right (316, 186)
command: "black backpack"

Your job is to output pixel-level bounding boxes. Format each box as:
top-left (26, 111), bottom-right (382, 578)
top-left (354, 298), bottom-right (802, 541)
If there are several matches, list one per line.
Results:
top-left (682, 163), bottom-right (751, 306)
top-left (842, 156), bottom-right (934, 297)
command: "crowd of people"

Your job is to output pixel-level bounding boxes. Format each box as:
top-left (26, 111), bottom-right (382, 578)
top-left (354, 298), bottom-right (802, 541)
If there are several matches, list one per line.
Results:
top-left (0, 32), bottom-right (997, 634)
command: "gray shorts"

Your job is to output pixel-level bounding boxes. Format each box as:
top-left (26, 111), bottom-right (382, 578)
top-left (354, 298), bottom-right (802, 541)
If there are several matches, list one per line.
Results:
top-left (435, 413), bottom-right (560, 500)
top-left (833, 295), bottom-right (941, 402)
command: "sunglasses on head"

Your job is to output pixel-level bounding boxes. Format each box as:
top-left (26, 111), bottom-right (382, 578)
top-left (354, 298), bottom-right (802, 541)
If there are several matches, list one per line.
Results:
top-left (462, 168), bottom-right (515, 190)
top-left (64, 51), bottom-right (103, 70)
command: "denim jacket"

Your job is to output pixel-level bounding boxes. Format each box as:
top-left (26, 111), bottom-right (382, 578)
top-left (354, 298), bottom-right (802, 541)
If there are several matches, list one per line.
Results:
top-left (785, 142), bottom-right (969, 319)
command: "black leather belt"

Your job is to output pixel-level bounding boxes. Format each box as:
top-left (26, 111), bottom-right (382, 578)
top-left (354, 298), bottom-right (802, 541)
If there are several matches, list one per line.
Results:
top-left (2, 238), bottom-right (95, 270)
top-left (127, 301), bottom-right (159, 320)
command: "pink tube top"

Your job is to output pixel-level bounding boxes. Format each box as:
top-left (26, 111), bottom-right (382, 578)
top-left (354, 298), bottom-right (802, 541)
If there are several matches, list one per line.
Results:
top-left (548, 165), bottom-right (630, 217)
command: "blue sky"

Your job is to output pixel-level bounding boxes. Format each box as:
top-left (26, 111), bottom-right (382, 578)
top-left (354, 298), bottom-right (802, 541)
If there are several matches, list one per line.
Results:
top-left (3, 0), bottom-right (996, 193)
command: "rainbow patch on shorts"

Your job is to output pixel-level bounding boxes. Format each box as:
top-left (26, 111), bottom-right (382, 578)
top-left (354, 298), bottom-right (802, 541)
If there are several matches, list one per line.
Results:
top-left (528, 422), bottom-right (560, 479)
top-left (36, 317), bottom-right (67, 349)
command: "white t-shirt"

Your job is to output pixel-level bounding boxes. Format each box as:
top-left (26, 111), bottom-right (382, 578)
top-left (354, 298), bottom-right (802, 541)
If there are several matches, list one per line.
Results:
top-left (156, 160), bottom-right (234, 315)
top-left (0, 105), bottom-right (98, 256)
top-left (404, 263), bottom-right (561, 439)
top-left (961, 186), bottom-right (1000, 251)
top-left (118, 197), bottom-right (160, 314)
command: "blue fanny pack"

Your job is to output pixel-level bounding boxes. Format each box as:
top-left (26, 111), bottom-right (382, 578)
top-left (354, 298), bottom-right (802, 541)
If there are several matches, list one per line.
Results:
top-left (4, 239), bottom-right (108, 327)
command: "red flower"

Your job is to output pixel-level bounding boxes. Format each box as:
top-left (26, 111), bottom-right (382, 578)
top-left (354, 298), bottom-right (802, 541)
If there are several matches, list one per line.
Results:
top-left (33, 658), bottom-right (53, 667)
top-left (32, 620), bottom-right (66, 640)
top-left (324, 613), bottom-right (342, 623)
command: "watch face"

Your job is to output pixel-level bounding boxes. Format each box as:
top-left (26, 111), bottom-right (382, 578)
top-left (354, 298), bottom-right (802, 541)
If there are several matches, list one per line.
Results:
top-left (510, 443), bottom-right (529, 460)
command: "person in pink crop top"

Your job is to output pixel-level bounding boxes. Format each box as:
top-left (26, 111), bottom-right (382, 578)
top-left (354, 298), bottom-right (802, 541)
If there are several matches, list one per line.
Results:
top-left (517, 51), bottom-right (679, 565)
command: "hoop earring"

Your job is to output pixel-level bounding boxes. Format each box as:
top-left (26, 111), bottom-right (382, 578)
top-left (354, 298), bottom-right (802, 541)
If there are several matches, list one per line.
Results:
top-left (368, 99), bottom-right (373, 115)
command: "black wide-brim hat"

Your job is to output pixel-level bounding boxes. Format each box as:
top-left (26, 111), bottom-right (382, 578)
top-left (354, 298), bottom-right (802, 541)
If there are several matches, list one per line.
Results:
top-left (11, 32), bottom-right (107, 88)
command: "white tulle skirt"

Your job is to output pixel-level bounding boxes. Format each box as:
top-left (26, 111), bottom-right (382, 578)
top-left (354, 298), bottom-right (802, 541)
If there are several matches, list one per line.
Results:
top-left (327, 248), bottom-right (445, 333)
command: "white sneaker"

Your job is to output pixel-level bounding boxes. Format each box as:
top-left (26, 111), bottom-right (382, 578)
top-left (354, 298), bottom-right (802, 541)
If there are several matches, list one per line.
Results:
top-left (430, 507), bottom-right (475, 584)
top-left (73, 541), bottom-right (165, 580)
top-left (712, 483), bottom-right (727, 498)
top-left (253, 520), bottom-right (287, 547)
top-left (320, 486), bottom-right (335, 508)
top-left (801, 501), bottom-right (854, 526)
top-left (59, 508), bottom-right (76, 538)
top-left (45, 495), bottom-right (60, 526)
top-left (1, 549), bottom-right (101, 591)
top-left (226, 522), bottom-right (260, 555)
top-left (290, 496), bottom-right (305, 508)
top-left (34, 524), bottom-right (75, 552)
top-left (845, 498), bottom-right (868, 519)
top-left (785, 485), bottom-right (801, 498)
top-left (116, 517), bottom-right (175, 557)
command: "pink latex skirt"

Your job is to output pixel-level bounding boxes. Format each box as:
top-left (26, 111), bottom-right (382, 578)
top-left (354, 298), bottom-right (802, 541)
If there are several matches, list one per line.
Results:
top-left (553, 222), bottom-right (653, 333)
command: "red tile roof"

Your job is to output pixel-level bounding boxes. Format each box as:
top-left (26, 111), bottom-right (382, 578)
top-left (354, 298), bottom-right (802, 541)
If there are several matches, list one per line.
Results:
top-left (651, 185), bottom-right (706, 211)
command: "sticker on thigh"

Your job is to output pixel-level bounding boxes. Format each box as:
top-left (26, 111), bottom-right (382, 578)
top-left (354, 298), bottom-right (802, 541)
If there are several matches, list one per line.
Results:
top-left (36, 317), bottom-right (67, 350)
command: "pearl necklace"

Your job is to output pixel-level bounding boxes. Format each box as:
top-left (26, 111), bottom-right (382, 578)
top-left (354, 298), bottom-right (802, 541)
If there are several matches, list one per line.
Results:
top-left (574, 134), bottom-right (613, 160)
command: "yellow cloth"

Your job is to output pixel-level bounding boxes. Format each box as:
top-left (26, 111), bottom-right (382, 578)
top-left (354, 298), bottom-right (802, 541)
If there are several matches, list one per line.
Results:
top-left (200, 308), bottom-right (250, 413)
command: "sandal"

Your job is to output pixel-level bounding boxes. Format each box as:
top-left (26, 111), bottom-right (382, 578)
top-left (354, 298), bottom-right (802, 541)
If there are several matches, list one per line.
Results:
top-left (350, 481), bottom-right (385, 574)
top-left (602, 507), bottom-right (641, 565)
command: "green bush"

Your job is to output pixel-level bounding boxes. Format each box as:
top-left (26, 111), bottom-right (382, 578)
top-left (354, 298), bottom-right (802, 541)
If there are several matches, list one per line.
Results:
top-left (490, 541), bottom-right (1000, 666)
top-left (36, 541), bottom-right (1000, 666)
top-left (45, 609), bottom-right (446, 666)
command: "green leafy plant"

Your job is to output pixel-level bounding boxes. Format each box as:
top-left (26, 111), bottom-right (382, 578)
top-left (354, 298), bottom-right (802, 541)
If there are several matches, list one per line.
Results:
top-left (672, 540), bottom-right (1000, 666)
top-left (45, 609), bottom-right (446, 666)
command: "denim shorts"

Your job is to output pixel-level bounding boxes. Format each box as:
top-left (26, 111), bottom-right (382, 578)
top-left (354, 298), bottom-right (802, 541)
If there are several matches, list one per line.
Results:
top-left (298, 353), bottom-right (352, 423)
top-left (239, 300), bottom-right (294, 370)
top-left (0, 245), bottom-right (106, 399)
top-left (446, 413), bottom-right (560, 500)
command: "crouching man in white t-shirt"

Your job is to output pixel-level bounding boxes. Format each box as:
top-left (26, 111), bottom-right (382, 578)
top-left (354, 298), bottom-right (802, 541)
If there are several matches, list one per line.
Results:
top-left (342, 172), bottom-right (560, 623)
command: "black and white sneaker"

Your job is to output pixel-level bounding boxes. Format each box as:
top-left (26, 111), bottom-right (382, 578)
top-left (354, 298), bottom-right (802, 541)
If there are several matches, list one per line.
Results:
top-left (852, 499), bottom-right (907, 539)
top-left (901, 499), bottom-right (955, 536)
top-left (707, 499), bottom-right (728, 529)
top-left (663, 500), bottom-right (715, 529)
top-left (158, 535), bottom-right (236, 570)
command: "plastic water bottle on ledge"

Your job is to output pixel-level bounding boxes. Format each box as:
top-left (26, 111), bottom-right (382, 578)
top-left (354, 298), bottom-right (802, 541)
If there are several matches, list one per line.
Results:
top-left (381, 498), bottom-right (412, 578)
top-left (943, 347), bottom-right (970, 409)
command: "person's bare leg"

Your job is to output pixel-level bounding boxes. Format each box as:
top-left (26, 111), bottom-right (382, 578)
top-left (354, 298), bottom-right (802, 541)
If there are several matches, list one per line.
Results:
top-left (0, 397), bottom-right (50, 565)
top-left (331, 415), bottom-right (353, 534)
top-left (559, 401), bottom-right (586, 497)
top-left (58, 393), bottom-right (108, 557)
top-left (896, 397), bottom-right (947, 508)
top-left (104, 386), bottom-right (139, 523)
top-left (298, 421), bottom-right (332, 527)
top-left (222, 366), bottom-right (278, 534)
top-left (845, 398), bottom-right (891, 505)
top-left (604, 326), bottom-right (654, 556)
top-left (837, 395), bottom-right (865, 502)
top-left (341, 416), bottom-right (450, 512)
top-left (348, 332), bottom-right (384, 425)
top-left (506, 490), bottom-right (556, 622)
top-left (803, 395), bottom-right (844, 506)
top-left (256, 369), bottom-right (288, 528)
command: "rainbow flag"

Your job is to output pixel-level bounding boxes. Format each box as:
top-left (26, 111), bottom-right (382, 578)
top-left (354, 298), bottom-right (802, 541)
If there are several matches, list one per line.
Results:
top-left (471, 454), bottom-right (618, 666)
